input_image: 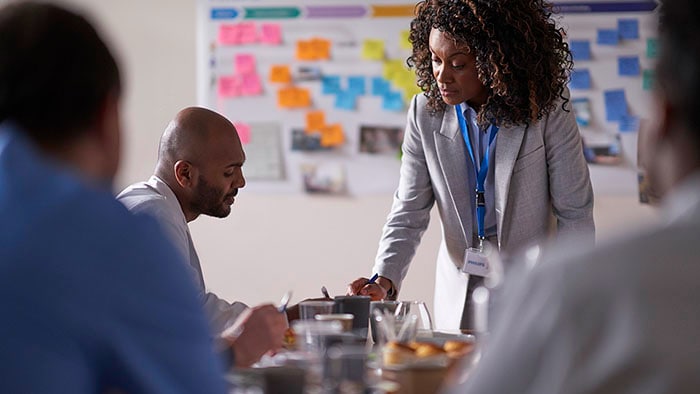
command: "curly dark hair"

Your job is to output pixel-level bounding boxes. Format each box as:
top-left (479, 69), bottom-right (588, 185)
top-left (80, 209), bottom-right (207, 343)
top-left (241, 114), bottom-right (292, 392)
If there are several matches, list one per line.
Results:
top-left (408, 0), bottom-right (573, 127)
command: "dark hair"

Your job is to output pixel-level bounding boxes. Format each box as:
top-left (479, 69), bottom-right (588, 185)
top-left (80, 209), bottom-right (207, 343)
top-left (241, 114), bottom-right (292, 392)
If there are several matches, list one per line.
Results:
top-left (0, 2), bottom-right (121, 144)
top-left (408, 0), bottom-right (572, 126)
top-left (657, 0), bottom-right (700, 151)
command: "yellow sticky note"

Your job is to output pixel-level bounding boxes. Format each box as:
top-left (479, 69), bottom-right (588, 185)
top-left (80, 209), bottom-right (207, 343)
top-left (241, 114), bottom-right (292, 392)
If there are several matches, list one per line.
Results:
top-left (320, 124), bottom-right (345, 147)
top-left (383, 59), bottom-right (405, 82)
top-left (400, 30), bottom-right (412, 50)
top-left (306, 111), bottom-right (326, 132)
top-left (278, 86), bottom-right (311, 108)
top-left (362, 39), bottom-right (385, 61)
top-left (269, 65), bottom-right (292, 84)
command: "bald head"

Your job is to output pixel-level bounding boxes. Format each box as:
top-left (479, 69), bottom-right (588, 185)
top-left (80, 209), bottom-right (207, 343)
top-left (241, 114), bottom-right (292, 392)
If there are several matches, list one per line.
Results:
top-left (157, 107), bottom-right (241, 170)
top-left (155, 107), bottom-right (246, 221)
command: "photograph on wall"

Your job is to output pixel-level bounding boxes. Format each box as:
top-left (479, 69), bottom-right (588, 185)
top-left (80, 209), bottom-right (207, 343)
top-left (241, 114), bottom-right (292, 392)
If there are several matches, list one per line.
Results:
top-left (300, 162), bottom-right (347, 195)
top-left (291, 129), bottom-right (326, 152)
top-left (359, 125), bottom-right (403, 155)
top-left (582, 134), bottom-right (624, 165)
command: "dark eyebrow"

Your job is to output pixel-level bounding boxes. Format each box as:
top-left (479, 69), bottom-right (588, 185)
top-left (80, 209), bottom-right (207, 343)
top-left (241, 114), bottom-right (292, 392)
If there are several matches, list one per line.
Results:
top-left (226, 160), bottom-right (245, 168)
top-left (430, 50), bottom-right (470, 59)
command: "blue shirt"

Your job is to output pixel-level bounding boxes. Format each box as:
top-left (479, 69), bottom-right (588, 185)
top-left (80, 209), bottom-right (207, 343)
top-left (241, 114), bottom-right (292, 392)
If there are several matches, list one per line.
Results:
top-left (0, 125), bottom-right (227, 393)
top-left (460, 103), bottom-right (497, 241)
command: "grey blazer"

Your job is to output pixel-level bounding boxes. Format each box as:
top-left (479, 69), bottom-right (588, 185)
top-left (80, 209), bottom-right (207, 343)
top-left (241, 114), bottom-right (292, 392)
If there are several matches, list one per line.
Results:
top-left (373, 93), bottom-right (595, 329)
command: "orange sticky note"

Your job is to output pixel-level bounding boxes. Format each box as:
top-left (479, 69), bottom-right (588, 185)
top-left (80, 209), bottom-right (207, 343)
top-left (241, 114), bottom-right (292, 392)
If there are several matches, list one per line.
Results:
top-left (310, 38), bottom-right (331, 60)
top-left (278, 86), bottom-right (311, 108)
top-left (305, 111), bottom-right (326, 132)
top-left (260, 23), bottom-right (282, 45)
top-left (320, 124), bottom-right (345, 147)
top-left (218, 75), bottom-right (242, 97)
top-left (296, 40), bottom-right (315, 61)
top-left (233, 122), bottom-right (251, 145)
top-left (269, 65), bottom-right (292, 83)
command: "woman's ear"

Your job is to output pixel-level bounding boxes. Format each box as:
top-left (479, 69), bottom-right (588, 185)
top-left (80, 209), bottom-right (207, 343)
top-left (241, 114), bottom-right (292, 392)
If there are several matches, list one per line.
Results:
top-left (174, 160), bottom-right (197, 189)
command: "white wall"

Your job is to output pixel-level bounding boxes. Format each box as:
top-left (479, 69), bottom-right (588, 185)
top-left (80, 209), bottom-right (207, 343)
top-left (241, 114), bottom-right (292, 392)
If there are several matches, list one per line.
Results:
top-left (12, 0), bottom-right (658, 318)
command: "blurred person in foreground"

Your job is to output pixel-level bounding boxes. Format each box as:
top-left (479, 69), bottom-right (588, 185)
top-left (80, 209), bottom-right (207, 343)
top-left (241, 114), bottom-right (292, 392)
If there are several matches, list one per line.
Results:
top-left (0, 2), bottom-right (226, 392)
top-left (118, 107), bottom-right (288, 367)
top-left (445, 1), bottom-right (700, 392)
top-left (349, 0), bottom-right (594, 330)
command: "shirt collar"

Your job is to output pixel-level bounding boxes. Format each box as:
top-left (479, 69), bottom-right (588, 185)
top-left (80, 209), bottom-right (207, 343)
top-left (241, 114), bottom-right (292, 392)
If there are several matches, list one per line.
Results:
top-left (147, 175), bottom-right (189, 225)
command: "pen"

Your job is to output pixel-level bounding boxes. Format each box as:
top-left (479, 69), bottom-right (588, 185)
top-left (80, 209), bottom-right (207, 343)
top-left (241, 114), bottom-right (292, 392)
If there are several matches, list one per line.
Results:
top-left (367, 273), bottom-right (379, 285)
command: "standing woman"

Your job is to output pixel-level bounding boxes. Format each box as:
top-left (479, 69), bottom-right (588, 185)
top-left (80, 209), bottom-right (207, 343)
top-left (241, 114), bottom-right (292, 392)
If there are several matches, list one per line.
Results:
top-left (349, 0), bottom-right (594, 329)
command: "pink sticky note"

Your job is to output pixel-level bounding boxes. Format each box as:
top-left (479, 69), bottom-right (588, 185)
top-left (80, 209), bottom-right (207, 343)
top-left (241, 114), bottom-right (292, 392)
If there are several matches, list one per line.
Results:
top-left (234, 122), bottom-right (251, 145)
top-left (218, 75), bottom-right (242, 97)
top-left (240, 73), bottom-right (262, 96)
top-left (218, 25), bottom-right (241, 45)
top-left (218, 23), bottom-right (257, 45)
top-left (260, 23), bottom-right (282, 45)
top-left (235, 54), bottom-right (256, 75)
top-left (238, 22), bottom-right (258, 44)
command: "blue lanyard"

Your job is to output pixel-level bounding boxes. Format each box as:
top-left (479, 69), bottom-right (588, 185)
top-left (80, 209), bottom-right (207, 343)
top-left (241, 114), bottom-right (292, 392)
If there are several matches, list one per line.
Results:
top-left (455, 105), bottom-right (499, 243)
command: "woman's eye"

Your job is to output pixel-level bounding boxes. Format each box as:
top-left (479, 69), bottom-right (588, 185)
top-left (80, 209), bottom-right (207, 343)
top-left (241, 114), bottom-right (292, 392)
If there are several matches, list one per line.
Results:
top-left (224, 172), bottom-right (234, 177)
top-left (431, 58), bottom-right (441, 64)
top-left (452, 64), bottom-right (465, 69)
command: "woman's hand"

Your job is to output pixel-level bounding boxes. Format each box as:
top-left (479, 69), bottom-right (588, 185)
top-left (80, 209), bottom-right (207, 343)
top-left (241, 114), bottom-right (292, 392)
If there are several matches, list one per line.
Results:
top-left (347, 276), bottom-right (394, 301)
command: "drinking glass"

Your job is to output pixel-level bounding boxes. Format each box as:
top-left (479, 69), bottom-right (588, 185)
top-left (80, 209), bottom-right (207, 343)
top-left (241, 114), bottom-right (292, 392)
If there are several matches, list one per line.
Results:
top-left (369, 300), bottom-right (400, 344)
top-left (393, 301), bottom-right (433, 342)
top-left (299, 300), bottom-right (335, 320)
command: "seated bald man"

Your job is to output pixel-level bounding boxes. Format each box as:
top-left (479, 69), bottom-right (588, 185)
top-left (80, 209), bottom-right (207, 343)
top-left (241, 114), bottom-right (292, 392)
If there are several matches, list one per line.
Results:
top-left (118, 107), bottom-right (286, 367)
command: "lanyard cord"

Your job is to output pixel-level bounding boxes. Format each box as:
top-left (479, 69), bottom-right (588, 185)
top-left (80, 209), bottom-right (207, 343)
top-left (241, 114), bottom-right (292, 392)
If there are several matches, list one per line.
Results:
top-left (455, 106), bottom-right (499, 246)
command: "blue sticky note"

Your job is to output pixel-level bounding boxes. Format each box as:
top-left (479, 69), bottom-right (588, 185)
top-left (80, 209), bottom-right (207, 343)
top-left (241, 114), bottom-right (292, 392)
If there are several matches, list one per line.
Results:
top-left (382, 90), bottom-right (404, 111)
top-left (619, 114), bottom-right (640, 133)
top-left (570, 69), bottom-right (592, 90)
top-left (335, 91), bottom-right (357, 110)
top-left (570, 40), bottom-right (591, 61)
top-left (618, 19), bottom-right (639, 40)
top-left (372, 77), bottom-right (391, 96)
top-left (322, 75), bottom-right (342, 95)
top-left (597, 29), bottom-right (619, 46)
top-left (347, 76), bottom-right (366, 95)
top-left (618, 56), bottom-right (640, 76)
top-left (604, 89), bottom-right (628, 122)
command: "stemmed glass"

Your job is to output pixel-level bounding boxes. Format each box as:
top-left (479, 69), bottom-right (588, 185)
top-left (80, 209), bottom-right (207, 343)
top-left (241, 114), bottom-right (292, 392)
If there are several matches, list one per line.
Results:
top-left (393, 301), bottom-right (433, 342)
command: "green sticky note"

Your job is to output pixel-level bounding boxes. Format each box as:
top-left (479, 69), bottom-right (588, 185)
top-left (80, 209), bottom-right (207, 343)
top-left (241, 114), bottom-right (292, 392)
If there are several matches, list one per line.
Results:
top-left (643, 69), bottom-right (655, 91)
top-left (647, 38), bottom-right (658, 58)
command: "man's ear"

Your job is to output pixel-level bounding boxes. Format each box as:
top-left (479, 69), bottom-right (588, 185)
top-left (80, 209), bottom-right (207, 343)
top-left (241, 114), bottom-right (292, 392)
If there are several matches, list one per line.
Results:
top-left (174, 160), bottom-right (197, 189)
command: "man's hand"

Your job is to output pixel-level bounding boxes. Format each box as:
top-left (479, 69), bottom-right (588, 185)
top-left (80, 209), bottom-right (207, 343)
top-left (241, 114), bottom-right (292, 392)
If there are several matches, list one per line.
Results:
top-left (223, 304), bottom-right (288, 368)
top-left (347, 276), bottom-right (394, 301)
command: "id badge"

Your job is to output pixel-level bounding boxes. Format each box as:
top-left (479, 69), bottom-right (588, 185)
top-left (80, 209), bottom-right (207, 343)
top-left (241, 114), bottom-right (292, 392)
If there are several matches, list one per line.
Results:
top-left (461, 247), bottom-right (491, 277)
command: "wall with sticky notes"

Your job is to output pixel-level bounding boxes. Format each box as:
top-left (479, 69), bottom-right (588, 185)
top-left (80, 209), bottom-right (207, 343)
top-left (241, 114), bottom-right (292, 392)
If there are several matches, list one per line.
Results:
top-left (197, 0), bottom-right (423, 195)
top-left (560, 4), bottom-right (659, 197)
top-left (198, 0), bottom-right (660, 198)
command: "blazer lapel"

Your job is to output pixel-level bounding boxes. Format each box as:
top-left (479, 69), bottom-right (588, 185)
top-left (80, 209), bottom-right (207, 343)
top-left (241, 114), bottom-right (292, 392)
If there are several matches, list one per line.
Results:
top-left (494, 124), bottom-right (526, 248)
top-left (435, 108), bottom-right (473, 245)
